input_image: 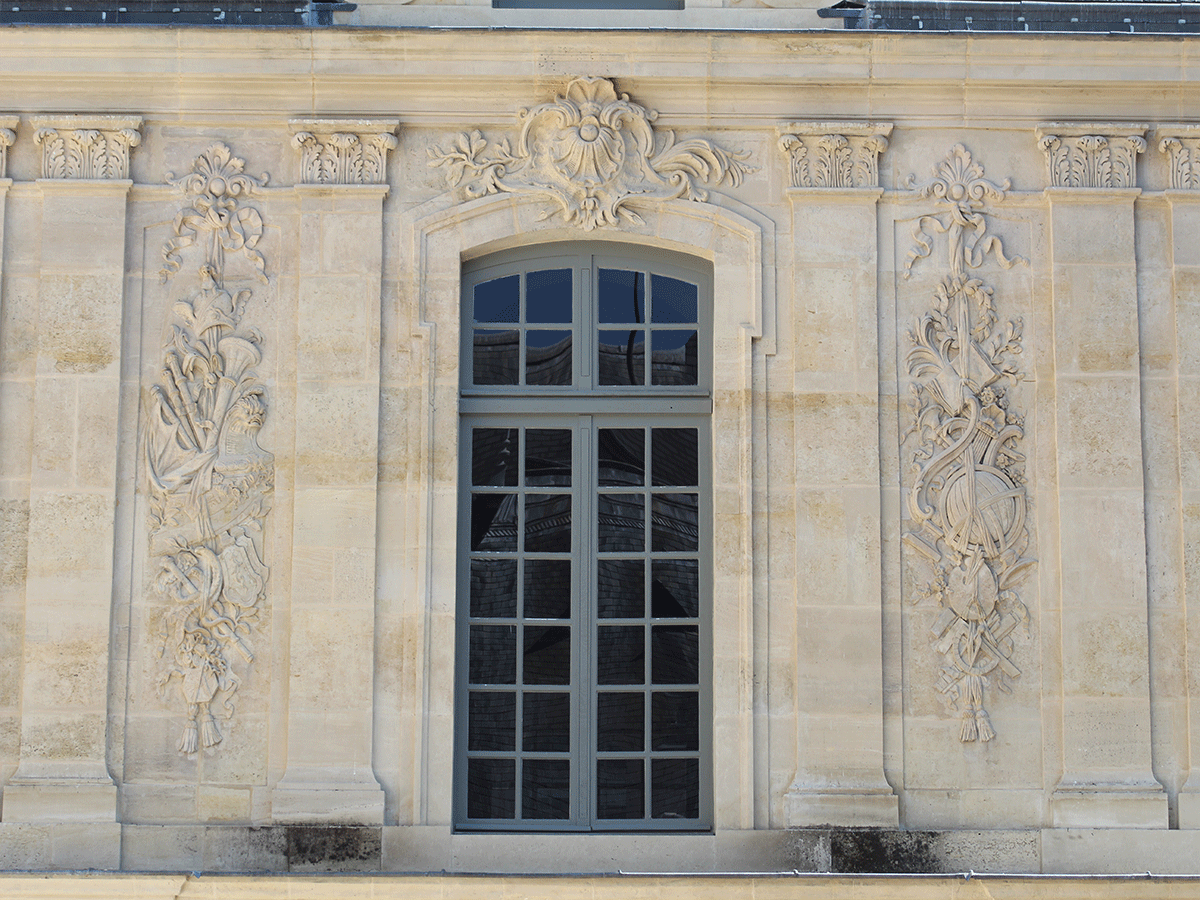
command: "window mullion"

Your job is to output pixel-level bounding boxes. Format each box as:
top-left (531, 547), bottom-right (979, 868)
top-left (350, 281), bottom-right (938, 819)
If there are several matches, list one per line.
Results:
top-left (576, 414), bottom-right (595, 827)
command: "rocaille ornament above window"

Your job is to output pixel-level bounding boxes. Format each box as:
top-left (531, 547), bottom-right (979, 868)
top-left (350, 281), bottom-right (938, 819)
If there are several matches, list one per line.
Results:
top-left (428, 76), bottom-right (755, 231)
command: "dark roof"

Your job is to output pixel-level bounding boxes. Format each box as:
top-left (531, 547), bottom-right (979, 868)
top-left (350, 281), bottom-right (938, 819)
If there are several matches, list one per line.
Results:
top-left (822, 0), bottom-right (1200, 32)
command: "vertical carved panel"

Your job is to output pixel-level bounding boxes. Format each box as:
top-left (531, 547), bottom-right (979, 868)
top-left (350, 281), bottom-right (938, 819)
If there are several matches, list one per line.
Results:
top-left (147, 144), bottom-right (273, 754)
top-left (901, 145), bottom-right (1035, 743)
top-left (777, 122), bottom-right (892, 188)
top-left (1036, 123), bottom-right (1147, 189)
top-left (30, 115), bottom-right (142, 179)
top-left (0, 116), bottom-right (16, 178)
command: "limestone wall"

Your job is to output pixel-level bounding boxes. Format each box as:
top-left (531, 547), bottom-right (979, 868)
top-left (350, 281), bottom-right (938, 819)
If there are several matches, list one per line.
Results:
top-left (0, 25), bottom-right (1198, 876)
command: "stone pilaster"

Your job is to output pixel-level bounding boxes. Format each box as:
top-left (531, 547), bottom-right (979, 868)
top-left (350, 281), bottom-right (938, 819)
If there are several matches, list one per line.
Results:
top-left (3, 117), bottom-right (141, 841)
top-left (778, 123), bottom-right (899, 827)
top-left (1037, 124), bottom-right (1167, 828)
top-left (271, 120), bottom-right (397, 824)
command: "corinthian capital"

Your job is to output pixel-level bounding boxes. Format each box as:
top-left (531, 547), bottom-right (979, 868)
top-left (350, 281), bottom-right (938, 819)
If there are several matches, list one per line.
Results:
top-left (31, 115), bottom-right (143, 180)
top-left (289, 119), bottom-right (400, 185)
top-left (777, 122), bottom-right (892, 189)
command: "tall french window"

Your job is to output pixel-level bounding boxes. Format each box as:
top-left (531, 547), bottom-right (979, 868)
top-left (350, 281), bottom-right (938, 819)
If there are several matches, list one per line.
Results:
top-left (456, 244), bottom-right (712, 830)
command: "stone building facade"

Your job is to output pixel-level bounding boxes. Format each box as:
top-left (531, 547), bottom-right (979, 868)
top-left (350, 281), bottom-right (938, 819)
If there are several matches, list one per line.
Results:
top-left (2, 7), bottom-right (1200, 896)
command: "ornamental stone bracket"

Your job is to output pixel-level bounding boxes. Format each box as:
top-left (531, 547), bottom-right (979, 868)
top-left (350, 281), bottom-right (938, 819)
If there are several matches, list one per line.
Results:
top-left (777, 122), bottom-right (892, 189)
top-left (0, 115), bottom-right (16, 178)
top-left (289, 119), bottom-right (399, 185)
top-left (1035, 123), bottom-right (1148, 189)
top-left (30, 114), bottom-right (142, 180)
top-left (1156, 125), bottom-right (1200, 190)
top-left (428, 76), bottom-right (755, 230)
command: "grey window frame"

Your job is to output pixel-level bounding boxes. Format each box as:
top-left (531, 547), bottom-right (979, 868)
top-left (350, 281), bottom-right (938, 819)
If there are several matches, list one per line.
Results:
top-left (455, 242), bottom-right (713, 832)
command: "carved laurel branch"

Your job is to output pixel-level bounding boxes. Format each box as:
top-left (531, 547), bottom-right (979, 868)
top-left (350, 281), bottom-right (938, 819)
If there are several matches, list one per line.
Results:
top-left (776, 123), bottom-right (892, 189)
top-left (428, 76), bottom-right (754, 231)
top-left (29, 116), bottom-right (143, 180)
top-left (902, 144), bottom-right (1026, 280)
top-left (161, 143), bottom-right (269, 284)
top-left (289, 119), bottom-right (400, 185)
top-left (1035, 124), bottom-right (1147, 189)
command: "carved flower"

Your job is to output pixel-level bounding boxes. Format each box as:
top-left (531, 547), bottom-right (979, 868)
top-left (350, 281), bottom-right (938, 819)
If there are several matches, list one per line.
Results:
top-left (556, 109), bottom-right (624, 185)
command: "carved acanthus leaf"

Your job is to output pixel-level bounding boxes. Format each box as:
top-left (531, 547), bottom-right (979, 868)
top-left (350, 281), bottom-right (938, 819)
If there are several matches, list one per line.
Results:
top-left (289, 119), bottom-right (400, 185)
top-left (902, 146), bottom-right (1034, 745)
top-left (902, 144), bottom-right (1026, 280)
top-left (1036, 123), bottom-right (1147, 189)
top-left (1156, 126), bottom-right (1200, 190)
top-left (161, 144), bottom-right (270, 284)
top-left (30, 115), bottom-right (142, 180)
top-left (428, 76), bottom-right (755, 230)
top-left (777, 122), bottom-right (892, 188)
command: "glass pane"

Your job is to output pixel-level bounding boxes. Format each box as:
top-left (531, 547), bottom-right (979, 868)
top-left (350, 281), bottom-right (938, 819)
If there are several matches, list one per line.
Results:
top-left (523, 625), bottom-right (571, 685)
top-left (650, 330), bottom-right (698, 386)
top-left (651, 625), bottom-right (698, 685)
top-left (597, 625), bottom-right (644, 685)
top-left (651, 692), bottom-right (699, 751)
top-left (599, 268), bottom-right (645, 324)
top-left (598, 559), bottom-right (644, 619)
top-left (525, 429), bottom-right (571, 487)
top-left (524, 559), bottom-right (571, 619)
top-left (597, 692), bottom-right (644, 751)
top-left (471, 558), bottom-right (517, 618)
top-left (522, 759), bottom-right (570, 820)
top-left (474, 329), bottom-right (519, 385)
top-left (471, 493), bottom-right (517, 552)
top-left (469, 625), bottom-right (516, 684)
top-left (598, 428), bottom-right (644, 486)
top-left (651, 428), bottom-right (698, 487)
top-left (474, 275), bottom-right (519, 323)
top-left (651, 493), bottom-right (698, 552)
top-left (598, 493), bottom-right (644, 553)
top-left (523, 692), bottom-right (570, 752)
top-left (597, 759), bottom-right (645, 820)
top-left (526, 268), bottom-right (573, 324)
top-left (525, 494), bottom-right (571, 552)
top-left (473, 427), bottom-right (518, 487)
top-left (650, 274), bottom-right (697, 324)
top-left (469, 691), bottom-right (515, 751)
top-left (651, 560), bottom-right (698, 619)
top-left (598, 330), bottom-right (644, 386)
top-left (467, 758), bottom-right (515, 819)
top-left (651, 758), bottom-right (699, 820)
top-left (526, 330), bottom-right (572, 386)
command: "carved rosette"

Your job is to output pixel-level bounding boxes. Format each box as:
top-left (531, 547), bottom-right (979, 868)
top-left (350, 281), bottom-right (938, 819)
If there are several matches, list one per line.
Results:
top-left (777, 122), bottom-right (892, 189)
top-left (1157, 126), bottom-right (1200, 190)
top-left (30, 115), bottom-right (142, 179)
top-left (428, 76), bottom-right (755, 230)
top-left (289, 119), bottom-right (400, 185)
top-left (148, 143), bottom-right (274, 755)
top-left (1036, 123), bottom-right (1148, 189)
top-left (901, 145), bottom-right (1035, 744)
top-left (0, 116), bottom-right (16, 179)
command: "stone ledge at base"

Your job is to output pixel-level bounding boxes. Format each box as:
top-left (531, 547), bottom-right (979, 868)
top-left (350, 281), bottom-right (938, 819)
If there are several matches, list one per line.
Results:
top-left (1, 826), bottom-right (1199, 875)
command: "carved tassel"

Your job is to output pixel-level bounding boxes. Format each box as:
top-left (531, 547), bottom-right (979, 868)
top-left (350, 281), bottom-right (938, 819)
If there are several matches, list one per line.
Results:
top-left (179, 719), bottom-right (199, 754)
top-left (975, 709), bottom-right (995, 743)
top-left (200, 711), bottom-right (222, 748)
top-left (960, 711), bottom-right (978, 743)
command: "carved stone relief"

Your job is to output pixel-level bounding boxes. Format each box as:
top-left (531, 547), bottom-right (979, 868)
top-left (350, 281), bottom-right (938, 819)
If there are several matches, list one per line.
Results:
top-left (901, 145), bottom-right (1035, 743)
top-left (1157, 126), bottom-right (1200, 190)
top-left (289, 119), bottom-right (399, 185)
top-left (30, 115), bottom-right (142, 179)
top-left (147, 143), bottom-right (273, 754)
top-left (428, 76), bottom-right (754, 230)
top-left (1036, 123), bottom-right (1147, 189)
top-left (777, 122), bottom-right (892, 189)
top-left (0, 116), bottom-right (16, 179)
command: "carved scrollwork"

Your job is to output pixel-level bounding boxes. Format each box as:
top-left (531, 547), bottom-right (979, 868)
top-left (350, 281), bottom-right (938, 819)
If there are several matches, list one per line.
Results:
top-left (428, 76), bottom-right (754, 230)
top-left (30, 115), bottom-right (142, 180)
top-left (1036, 123), bottom-right (1147, 189)
top-left (901, 146), bottom-right (1034, 744)
top-left (149, 143), bottom-right (273, 755)
top-left (161, 143), bottom-right (269, 284)
top-left (777, 122), bottom-right (892, 189)
top-left (289, 119), bottom-right (399, 185)
top-left (1157, 127), bottom-right (1200, 190)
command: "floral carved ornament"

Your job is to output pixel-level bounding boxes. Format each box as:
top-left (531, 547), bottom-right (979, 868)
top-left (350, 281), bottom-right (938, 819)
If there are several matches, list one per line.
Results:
top-left (147, 144), bottom-right (273, 754)
top-left (901, 145), bottom-right (1035, 743)
top-left (429, 76), bottom-right (754, 230)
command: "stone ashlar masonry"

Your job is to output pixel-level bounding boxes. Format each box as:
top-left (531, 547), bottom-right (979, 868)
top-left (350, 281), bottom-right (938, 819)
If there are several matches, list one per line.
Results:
top-left (1, 25), bottom-right (1200, 885)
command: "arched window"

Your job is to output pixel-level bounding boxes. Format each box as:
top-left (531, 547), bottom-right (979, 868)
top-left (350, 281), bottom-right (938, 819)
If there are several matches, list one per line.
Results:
top-left (456, 243), bottom-right (712, 830)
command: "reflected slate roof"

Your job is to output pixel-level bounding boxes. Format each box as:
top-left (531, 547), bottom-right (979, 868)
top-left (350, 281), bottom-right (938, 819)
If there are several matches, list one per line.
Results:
top-left (823, 0), bottom-right (1200, 32)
